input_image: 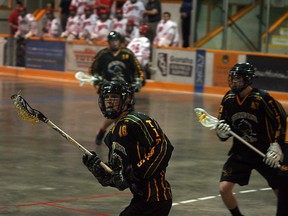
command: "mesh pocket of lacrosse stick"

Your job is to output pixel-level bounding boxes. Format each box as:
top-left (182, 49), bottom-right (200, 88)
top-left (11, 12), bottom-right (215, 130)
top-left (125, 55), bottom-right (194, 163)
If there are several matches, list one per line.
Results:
top-left (194, 108), bottom-right (219, 129)
top-left (11, 94), bottom-right (45, 124)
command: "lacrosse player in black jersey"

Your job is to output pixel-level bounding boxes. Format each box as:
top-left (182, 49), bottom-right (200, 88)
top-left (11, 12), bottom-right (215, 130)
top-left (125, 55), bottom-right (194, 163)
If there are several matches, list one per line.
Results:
top-left (277, 119), bottom-right (288, 216)
top-left (215, 62), bottom-right (286, 216)
top-left (82, 80), bottom-right (174, 216)
top-left (89, 31), bottom-right (145, 146)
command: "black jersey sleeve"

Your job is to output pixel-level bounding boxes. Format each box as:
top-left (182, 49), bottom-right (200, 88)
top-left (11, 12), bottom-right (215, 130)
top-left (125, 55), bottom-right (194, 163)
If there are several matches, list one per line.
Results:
top-left (217, 91), bottom-right (233, 141)
top-left (121, 113), bottom-right (173, 179)
top-left (89, 49), bottom-right (106, 76)
top-left (259, 89), bottom-right (287, 144)
top-left (125, 48), bottom-right (145, 83)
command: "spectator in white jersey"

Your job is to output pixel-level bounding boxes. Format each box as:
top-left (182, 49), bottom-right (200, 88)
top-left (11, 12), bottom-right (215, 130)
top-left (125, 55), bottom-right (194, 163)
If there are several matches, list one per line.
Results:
top-left (79, 5), bottom-right (98, 41)
top-left (14, 5), bottom-right (38, 67)
top-left (41, 8), bottom-right (61, 38)
top-left (14, 5), bottom-right (38, 40)
top-left (91, 8), bottom-right (113, 42)
top-left (124, 19), bottom-right (139, 46)
top-left (153, 11), bottom-right (179, 47)
top-left (127, 24), bottom-right (152, 79)
top-left (60, 5), bottom-right (82, 41)
top-left (111, 8), bottom-right (127, 36)
top-left (122, 0), bottom-right (145, 26)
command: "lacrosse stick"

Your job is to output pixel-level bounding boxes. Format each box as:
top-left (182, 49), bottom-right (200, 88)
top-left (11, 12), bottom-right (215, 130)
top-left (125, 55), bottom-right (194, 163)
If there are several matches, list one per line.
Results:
top-left (194, 108), bottom-right (265, 158)
top-left (11, 93), bottom-right (112, 173)
top-left (75, 71), bottom-right (102, 86)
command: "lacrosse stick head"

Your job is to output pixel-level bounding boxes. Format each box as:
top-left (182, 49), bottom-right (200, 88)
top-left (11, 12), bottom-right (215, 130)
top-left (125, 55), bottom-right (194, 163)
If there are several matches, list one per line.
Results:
top-left (75, 71), bottom-right (102, 86)
top-left (11, 94), bottom-right (47, 124)
top-left (194, 108), bottom-right (219, 130)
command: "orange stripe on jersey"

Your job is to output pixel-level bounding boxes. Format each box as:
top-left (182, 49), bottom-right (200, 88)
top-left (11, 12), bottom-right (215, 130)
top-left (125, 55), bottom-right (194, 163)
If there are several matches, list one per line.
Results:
top-left (154, 178), bottom-right (160, 202)
top-left (285, 117), bottom-right (288, 143)
top-left (146, 181), bottom-right (151, 202)
top-left (236, 92), bottom-right (251, 106)
top-left (144, 139), bottom-right (168, 178)
top-left (136, 141), bottom-right (141, 160)
top-left (265, 116), bottom-right (273, 143)
top-left (160, 171), bottom-right (168, 200)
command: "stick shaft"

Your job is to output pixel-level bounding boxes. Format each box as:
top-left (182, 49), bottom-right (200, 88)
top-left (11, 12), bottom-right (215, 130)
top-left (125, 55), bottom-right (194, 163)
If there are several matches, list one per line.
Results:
top-left (229, 131), bottom-right (265, 158)
top-left (46, 120), bottom-right (112, 173)
top-left (195, 108), bottom-right (281, 168)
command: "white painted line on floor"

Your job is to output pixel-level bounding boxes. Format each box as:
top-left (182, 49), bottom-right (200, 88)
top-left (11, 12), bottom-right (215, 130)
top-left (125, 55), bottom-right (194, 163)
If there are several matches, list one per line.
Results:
top-left (260, 187), bottom-right (272, 191)
top-left (198, 196), bottom-right (217, 200)
top-left (239, 189), bottom-right (257, 194)
top-left (179, 199), bottom-right (198, 204)
top-left (172, 187), bottom-right (272, 206)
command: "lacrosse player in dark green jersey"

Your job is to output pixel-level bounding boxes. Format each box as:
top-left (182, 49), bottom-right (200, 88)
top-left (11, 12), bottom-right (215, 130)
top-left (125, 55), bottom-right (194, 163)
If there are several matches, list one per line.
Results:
top-left (215, 62), bottom-right (286, 216)
top-left (82, 80), bottom-right (174, 216)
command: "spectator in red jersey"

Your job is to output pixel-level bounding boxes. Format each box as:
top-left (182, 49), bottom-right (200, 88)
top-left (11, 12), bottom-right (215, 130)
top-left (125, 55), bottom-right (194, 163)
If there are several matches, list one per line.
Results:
top-left (8, 2), bottom-right (23, 35)
top-left (70, 0), bottom-right (94, 15)
top-left (94, 0), bottom-right (115, 16)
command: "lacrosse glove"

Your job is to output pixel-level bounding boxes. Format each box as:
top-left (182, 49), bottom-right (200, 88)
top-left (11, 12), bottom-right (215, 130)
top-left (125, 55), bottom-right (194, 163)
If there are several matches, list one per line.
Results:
top-left (263, 142), bottom-right (283, 168)
top-left (110, 153), bottom-right (130, 191)
top-left (133, 78), bottom-right (142, 92)
top-left (82, 151), bottom-right (112, 186)
top-left (92, 75), bottom-right (103, 86)
top-left (216, 120), bottom-right (231, 139)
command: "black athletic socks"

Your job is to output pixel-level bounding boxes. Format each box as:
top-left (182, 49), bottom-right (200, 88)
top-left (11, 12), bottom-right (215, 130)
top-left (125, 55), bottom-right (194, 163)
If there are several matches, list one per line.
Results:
top-left (229, 207), bottom-right (244, 216)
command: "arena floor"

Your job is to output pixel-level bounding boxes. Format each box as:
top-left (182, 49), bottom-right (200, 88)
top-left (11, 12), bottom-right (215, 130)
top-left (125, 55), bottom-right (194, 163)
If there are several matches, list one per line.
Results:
top-left (1, 75), bottom-right (287, 216)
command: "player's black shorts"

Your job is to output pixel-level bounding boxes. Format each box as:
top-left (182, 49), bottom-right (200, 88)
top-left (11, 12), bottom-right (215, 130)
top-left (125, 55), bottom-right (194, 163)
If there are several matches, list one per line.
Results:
top-left (220, 155), bottom-right (279, 189)
top-left (120, 197), bottom-right (172, 216)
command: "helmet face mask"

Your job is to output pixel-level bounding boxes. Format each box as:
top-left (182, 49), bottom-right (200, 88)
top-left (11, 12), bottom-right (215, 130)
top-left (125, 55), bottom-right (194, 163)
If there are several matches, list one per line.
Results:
top-left (103, 93), bottom-right (121, 118)
top-left (228, 74), bottom-right (245, 93)
top-left (228, 63), bottom-right (255, 93)
top-left (98, 80), bottom-right (134, 119)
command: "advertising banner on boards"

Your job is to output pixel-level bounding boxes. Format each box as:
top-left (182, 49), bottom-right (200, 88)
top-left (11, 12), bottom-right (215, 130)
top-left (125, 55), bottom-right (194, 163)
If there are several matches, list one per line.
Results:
top-left (246, 55), bottom-right (288, 92)
top-left (212, 53), bottom-right (242, 87)
top-left (65, 43), bottom-right (105, 72)
top-left (153, 49), bottom-right (195, 84)
top-left (194, 49), bottom-right (206, 93)
top-left (26, 40), bottom-right (65, 71)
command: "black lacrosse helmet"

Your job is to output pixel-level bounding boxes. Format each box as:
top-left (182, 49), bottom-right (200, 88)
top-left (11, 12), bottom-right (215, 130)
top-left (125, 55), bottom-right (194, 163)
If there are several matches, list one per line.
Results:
top-left (107, 31), bottom-right (122, 51)
top-left (229, 62), bottom-right (255, 93)
top-left (107, 31), bottom-right (122, 42)
top-left (98, 80), bottom-right (134, 119)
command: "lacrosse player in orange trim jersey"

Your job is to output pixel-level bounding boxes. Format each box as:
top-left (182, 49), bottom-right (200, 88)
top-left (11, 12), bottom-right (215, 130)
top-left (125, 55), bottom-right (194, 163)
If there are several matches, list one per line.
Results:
top-left (82, 80), bottom-right (174, 216)
top-left (215, 62), bottom-right (286, 216)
